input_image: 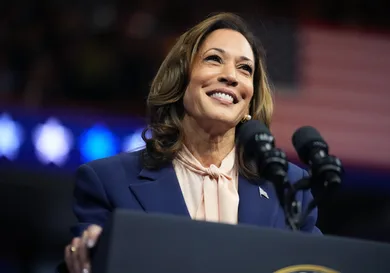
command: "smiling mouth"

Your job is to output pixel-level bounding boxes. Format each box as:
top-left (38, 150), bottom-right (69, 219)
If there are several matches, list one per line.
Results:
top-left (206, 90), bottom-right (238, 104)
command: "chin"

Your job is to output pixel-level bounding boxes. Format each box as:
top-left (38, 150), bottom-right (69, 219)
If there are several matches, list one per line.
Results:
top-left (205, 116), bottom-right (237, 132)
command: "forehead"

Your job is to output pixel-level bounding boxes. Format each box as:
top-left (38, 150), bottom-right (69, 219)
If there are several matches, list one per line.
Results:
top-left (199, 29), bottom-right (254, 62)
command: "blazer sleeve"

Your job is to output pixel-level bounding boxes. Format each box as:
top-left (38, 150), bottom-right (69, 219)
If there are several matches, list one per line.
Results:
top-left (299, 168), bottom-right (322, 234)
top-left (71, 164), bottom-right (112, 237)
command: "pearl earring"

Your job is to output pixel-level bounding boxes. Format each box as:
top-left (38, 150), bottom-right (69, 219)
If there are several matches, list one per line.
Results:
top-left (241, 114), bottom-right (252, 123)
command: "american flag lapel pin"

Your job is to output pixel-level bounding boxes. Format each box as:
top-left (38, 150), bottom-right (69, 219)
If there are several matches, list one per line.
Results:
top-left (259, 187), bottom-right (269, 199)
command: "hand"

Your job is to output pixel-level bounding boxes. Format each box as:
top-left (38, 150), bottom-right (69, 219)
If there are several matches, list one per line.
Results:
top-left (64, 225), bottom-right (102, 273)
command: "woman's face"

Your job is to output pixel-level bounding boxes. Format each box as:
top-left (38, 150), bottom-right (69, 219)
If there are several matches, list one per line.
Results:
top-left (183, 28), bottom-right (255, 133)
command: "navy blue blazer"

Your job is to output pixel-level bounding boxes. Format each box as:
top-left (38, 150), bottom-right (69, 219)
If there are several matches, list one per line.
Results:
top-left (71, 150), bottom-right (321, 236)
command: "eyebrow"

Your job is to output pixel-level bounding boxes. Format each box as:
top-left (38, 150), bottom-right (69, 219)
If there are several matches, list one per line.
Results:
top-left (204, 47), bottom-right (254, 63)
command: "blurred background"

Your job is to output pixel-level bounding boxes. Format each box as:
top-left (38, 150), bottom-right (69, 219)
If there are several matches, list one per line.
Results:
top-left (0, 0), bottom-right (389, 272)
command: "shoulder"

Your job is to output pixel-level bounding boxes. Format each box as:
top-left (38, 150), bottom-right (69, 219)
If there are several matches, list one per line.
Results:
top-left (80, 149), bottom-right (144, 177)
top-left (74, 150), bottom-right (145, 200)
top-left (286, 162), bottom-right (308, 184)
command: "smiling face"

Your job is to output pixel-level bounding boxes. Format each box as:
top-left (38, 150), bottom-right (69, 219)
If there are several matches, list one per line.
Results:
top-left (182, 28), bottom-right (255, 134)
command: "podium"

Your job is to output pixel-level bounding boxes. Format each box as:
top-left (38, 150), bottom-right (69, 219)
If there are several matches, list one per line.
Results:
top-left (91, 209), bottom-right (390, 273)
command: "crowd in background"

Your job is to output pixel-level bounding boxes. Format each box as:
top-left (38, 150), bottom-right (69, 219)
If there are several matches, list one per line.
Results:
top-left (0, 0), bottom-right (389, 113)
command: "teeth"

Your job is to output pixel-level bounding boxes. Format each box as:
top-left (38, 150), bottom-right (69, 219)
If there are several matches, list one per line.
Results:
top-left (210, 92), bottom-right (234, 103)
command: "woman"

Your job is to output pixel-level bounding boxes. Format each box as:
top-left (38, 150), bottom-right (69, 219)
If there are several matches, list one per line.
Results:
top-left (64, 12), bottom-right (321, 273)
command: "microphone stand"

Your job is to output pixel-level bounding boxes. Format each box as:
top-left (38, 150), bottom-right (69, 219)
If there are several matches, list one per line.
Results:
top-left (270, 175), bottom-right (300, 231)
top-left (254, 147), bottom-right (300, 231)
top-left (284, 177), bottom-right (313, 230)
top-left (283, 151), bottom-right (344, 230)
top-left (285, 171), bottom-right (343, 229)
top-left (281, 182), bottom-right (298, 231)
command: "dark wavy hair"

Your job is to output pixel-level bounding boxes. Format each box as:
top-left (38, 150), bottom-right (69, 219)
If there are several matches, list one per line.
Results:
top-left (141, 12), bottom-right (274, 180)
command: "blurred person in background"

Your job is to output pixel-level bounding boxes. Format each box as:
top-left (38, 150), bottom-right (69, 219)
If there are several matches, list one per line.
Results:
top-left (62, 12), bottom-right (321, 273)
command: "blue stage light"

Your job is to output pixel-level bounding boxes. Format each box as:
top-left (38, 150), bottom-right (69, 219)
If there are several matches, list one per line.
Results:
top-left (80, 124), bottom-right (118, 162)
top-left (0, 113), bottom-right (24, 160)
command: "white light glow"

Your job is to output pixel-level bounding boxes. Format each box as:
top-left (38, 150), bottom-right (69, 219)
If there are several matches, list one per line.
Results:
top-left (32, 118), bottom-right (73, 166)
top-left (0, 113), bottom-right (23, 160)
top-left (123, 128), bottom-right (146, 152)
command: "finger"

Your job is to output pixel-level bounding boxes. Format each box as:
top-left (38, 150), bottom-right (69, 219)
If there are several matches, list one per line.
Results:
top-left (79, 230), bottom-right (91, 271)
top-left (82, 263), bottom-right (91, 273)
top-left (70, 237), bottom-right (82, 273)
top-left (86, 224), bottom-right (103, 248)
top-left (79, 225), bottom-right (102, 271)
top-left (64, 245), bottom-right (74, 273)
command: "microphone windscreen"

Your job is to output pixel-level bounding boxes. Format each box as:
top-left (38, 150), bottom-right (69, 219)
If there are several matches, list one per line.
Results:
top-left (292, 126), bottom-right (328, 164)
top-left (236, 120), bottom-right (271, 147)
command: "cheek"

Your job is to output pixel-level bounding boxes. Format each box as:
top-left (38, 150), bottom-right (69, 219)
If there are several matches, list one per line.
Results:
top-left (183, 73), bottom-right (205, 105)
top-left (248, 88), bottom-right (254, 100)
top-left (243, 84), bottom-right (254, 110)
top-left (182, 84), bottom-right (199, 113)
top-left (182, 88), bottom-right (192, 111)
top-left (240, 75), bottom-right (254, 94)
top-left (244, 81), bottom-right (254, 101)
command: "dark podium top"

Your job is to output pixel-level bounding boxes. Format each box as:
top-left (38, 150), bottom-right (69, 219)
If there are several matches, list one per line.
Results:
top-left (91, 209), bottom-right (390, 273)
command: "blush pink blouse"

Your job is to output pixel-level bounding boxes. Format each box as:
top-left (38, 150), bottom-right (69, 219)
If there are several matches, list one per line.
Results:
top-left (172, 145), bottom-right (239, 224)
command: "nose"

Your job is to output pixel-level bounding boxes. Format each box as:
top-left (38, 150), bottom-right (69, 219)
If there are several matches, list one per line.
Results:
top-left (218, 65), bottom-right (238, 87)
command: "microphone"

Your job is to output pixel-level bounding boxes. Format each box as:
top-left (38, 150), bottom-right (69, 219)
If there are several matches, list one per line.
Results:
top-left (236, 120), bottom-right (298, 228)
top-left (292, 126), bottom-right (343, 193)
top-left (236, 120), bottom-right (289, 189)
top-left (289, 126), bottom-right (344, 228)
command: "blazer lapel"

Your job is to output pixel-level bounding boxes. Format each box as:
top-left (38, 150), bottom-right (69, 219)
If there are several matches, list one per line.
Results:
top-left (238, 176), bottom-right (279, 227)
top-left (129, 164), bottom-right (190, 217)
top-left (128, 163), bottom-right (280, 227)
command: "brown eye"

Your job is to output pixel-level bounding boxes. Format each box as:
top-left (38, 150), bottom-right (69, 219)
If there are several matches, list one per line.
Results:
top-left (240, 64), bottom-right (253, 75)
top-left (205, 55), bottom-right (222, 63)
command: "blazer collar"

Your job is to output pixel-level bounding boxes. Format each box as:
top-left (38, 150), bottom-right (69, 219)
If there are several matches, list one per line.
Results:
top-left (130, 164), bottom-right (278, 227)
top-left (129, 164), bottom-right (190, 217)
